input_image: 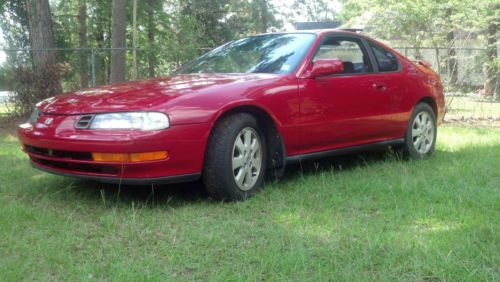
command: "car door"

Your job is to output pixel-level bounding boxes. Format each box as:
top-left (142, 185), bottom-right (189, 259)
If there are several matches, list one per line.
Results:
top-left (365, 40), bottom-right (408, 138)
top-left (298, 35), bottom-right (403, 153)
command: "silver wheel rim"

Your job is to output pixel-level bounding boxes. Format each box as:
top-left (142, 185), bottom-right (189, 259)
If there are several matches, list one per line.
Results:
top-left (232, 127), bottom-right (262, 191)
top-left (412, 111), bottom-right (435, 155)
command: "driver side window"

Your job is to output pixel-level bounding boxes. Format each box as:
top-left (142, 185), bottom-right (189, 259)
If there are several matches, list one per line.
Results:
top-left (313, 37), bottom-right (373, 74)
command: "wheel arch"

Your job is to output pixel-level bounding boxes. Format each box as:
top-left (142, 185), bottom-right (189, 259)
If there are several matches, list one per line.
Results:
top-left (415, 96), bottom-right (437, 116)
top-left (209, 104), bottom-right (287, 177)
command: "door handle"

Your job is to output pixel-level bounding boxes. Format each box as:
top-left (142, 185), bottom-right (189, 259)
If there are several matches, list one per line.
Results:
top-left (372, 83), bottom-right (387, 91)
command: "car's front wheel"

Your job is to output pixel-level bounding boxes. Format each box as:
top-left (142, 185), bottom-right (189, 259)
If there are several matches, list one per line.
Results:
top-left (402, 103), bottom-right (437, 159)
top-left (203, 113), bottom-right (266, 200)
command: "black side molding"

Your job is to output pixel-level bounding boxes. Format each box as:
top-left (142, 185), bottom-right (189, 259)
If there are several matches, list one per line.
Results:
top-left (31, 162), bottom-right (201, 186)
top-left (285, 139), bottom-right (404, 164)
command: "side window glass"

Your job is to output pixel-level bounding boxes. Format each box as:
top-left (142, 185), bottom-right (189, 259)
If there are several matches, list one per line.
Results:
top-left (369, 41), bottom-right (399, 72)
top-left (313, 38), bottom-right (372, 74)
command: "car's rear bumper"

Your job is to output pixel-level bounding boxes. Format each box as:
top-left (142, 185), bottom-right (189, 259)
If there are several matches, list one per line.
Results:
top-left (17, 114), bottom-right (211, 182)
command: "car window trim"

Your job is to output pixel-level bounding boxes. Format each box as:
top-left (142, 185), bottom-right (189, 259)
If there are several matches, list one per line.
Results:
top-left (307, 33), bottom-right (377, 78)
top-left (366, 39), bottom-right (402, 74)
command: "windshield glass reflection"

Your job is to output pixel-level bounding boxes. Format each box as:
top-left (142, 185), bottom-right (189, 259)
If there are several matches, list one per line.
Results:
top-left (175, 33), bottom-right (317, 75)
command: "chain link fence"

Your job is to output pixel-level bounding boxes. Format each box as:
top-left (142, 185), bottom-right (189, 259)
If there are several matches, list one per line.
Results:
top-left (0, 46), bottom-right (498, 121)
top-left (1, 46), bottom-right (491, 90)
top-left (0, 47), bottom-right (208, 91)
top-left (394, 47), bottom-right (488, 88)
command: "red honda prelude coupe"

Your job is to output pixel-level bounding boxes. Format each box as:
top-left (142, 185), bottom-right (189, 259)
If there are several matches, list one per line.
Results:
top-left (18, 30), bottom-right (445, 200)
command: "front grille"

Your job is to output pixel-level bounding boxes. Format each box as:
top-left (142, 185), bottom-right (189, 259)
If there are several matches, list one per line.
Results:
top-left (75, 115), bottom-right (94, 129)
top-left (32, 157), bottom-right (118, 175)
top-left (25, 145), bottom-right (92, 161)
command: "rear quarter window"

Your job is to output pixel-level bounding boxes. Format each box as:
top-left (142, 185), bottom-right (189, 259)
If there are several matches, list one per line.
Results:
top-left (369, 41), bottom-right (400, 72)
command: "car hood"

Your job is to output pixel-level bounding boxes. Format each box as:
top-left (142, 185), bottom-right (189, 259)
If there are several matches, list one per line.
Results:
top-left (37, 73), bottom-right (280, 115)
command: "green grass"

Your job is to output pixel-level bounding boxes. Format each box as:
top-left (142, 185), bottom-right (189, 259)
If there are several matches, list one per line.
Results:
top-left (0, 126), bottom-right (499, 281)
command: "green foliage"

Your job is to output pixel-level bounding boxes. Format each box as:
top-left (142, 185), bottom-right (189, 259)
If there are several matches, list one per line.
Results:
top-left (340, 0), bottom-right (496, 48)
top-left (0, 0), bottom-right (496, 97)
top-left (339, 0), bottom-right (498, 96)
top-left (0, 1), bottom-right (31, 66)
top-left (8, 63), bottom-right (67, 116)
top-left (291, 0), bottom-right (338, 22)
top-left (0, 1), bottom-right (29, 49)
top-left (0, 66), bottom-right (8, 90)
top-left (0, 0), bottom-right (283, 90)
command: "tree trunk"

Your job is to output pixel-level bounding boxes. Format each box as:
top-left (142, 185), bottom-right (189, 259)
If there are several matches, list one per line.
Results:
top-left (110, 0), bottom-right (127, 83)
top-left (447, 31), bottom-right (458, 86)
top-left (93, 0), bottom-right (110, 85)
top-left (78, 0), bottom-right (89, 88)
top-left (95, 30), bottom-right (106, 85)
top-left (147, 0), bottom-right (156, 78)
top-left (26, 0), bottom-right (57, 71)
top-left (132, 0), bottom-right (138, 80)
top-left (259, 0), bottom-right (269, 33)
top-left (484, 21), bottom-right (498, 99)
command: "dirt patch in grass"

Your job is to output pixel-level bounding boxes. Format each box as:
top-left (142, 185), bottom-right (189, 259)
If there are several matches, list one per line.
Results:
top-left (444, 117), bottom-right (500, 127)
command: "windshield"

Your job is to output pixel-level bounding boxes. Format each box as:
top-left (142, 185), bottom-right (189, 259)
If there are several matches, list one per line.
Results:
top-left (175, 33), bottom-right (317, 75)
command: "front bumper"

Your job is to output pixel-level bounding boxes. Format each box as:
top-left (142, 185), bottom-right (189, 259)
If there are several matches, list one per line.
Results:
top-left (31, 162), bottom-right (200, 185)
top-left (17, 113), bottom-right (212, 183)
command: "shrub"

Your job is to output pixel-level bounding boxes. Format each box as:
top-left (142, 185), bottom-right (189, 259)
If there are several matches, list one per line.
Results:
top-left (8, 63), bottom-right (67, 116)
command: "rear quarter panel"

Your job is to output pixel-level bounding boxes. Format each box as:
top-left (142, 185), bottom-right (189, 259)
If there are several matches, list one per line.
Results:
top-left (401, 58), bottom-right (445, 122)
top-left (369, 39), bottom-right (445, 123)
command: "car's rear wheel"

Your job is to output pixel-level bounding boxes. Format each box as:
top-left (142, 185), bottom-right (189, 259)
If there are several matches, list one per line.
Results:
top-left (203, 113), bottom-right (266, 200)
top-left (402, 103), bottom-right (437, 159)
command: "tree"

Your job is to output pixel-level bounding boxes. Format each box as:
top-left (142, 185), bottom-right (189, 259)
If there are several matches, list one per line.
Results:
top-left (132, 0), bottom-right (138, 80)
top-left (0, 2), bottom-right (30, 49)
top-left (291, 0), bottom-right (338, 22)
top-left (483, 2), bottom-right (499, 100)
top-left (110, 0), bottom-right (127, 83)
top-left (222, 0), bottom-right (280, 38)
top-left (444, 7), bottom-right (458, 86)
top-left (258, 0), bottom-right (269, 33)
top-left (181, 0), bottom-right (232, 46)
top-left (89, 0), bottom-right (112, 85)
top-left (146, 0), bottom-right (159, 77)
top-left (340, 0), bottom-right (488, 87)
top-left (0, 1), bottom-right (30, 65)
top-left (78, 0), bottom-right (89, 88)
top-left (26, 0), bottom-right (58, 71)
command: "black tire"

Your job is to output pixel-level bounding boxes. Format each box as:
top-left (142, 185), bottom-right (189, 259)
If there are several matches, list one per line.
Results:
top-left (402, 103), bottom-right (437, 159)
top-left (203, 113), bottom-right (267, 200)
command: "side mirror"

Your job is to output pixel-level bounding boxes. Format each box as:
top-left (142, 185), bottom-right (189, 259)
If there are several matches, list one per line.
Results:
top-left (308, 59), bottom-right (344, 78)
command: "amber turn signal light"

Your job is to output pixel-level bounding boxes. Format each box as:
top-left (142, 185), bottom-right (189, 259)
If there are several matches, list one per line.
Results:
top-left (92, 151), bottom-right (168, 163)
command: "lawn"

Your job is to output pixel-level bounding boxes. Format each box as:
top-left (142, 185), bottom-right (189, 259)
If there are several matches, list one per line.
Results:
top-left (446, 96), bottom-right (500, 120)
top-left (0, 125), bottom-right (499, 281)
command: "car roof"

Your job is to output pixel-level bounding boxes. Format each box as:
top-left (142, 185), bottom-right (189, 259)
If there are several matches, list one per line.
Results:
top-left (261, 29), bottom-right (363, 37)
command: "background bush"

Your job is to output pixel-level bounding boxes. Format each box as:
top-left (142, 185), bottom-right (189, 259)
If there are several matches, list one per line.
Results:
top-left (8, 63), bottom-right (67, 116)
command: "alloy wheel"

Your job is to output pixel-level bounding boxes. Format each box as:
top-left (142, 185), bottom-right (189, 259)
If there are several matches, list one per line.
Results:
top-left (412, 111), bottom-right (435, 154)
top-left (232, 127), bottom-right (262, 191)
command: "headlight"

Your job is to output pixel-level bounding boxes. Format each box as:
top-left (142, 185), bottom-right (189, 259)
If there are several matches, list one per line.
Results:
top-left (89, 112), bottom-right (170, 130)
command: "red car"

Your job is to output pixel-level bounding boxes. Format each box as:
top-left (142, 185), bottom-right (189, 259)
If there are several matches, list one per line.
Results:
top-left (18, 30), bottom-right (445, 200)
